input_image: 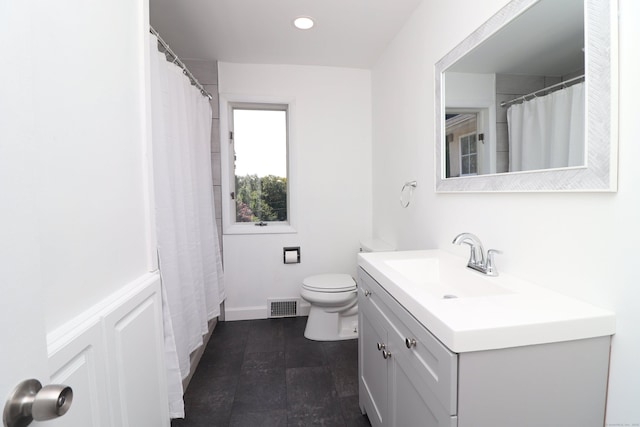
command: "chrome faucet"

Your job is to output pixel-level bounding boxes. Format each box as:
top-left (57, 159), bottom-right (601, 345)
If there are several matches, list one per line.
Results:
top-left (452, 232), bottom-right (501, 276)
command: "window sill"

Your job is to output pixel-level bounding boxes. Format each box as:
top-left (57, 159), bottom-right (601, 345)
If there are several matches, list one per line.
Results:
top-left (223, 223), bottom-right (297, 235)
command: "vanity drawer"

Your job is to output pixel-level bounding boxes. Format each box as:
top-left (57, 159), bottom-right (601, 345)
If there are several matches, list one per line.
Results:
top-left (359, 268), bottom-right (458, 416)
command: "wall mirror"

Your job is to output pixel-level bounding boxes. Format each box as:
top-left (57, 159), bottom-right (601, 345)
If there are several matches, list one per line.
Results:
top-left (435, 0), bottom-right (618, 192)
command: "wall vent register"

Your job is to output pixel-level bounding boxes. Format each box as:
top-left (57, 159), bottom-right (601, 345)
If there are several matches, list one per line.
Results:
top-left (268, 299), bottom-right (299, 318)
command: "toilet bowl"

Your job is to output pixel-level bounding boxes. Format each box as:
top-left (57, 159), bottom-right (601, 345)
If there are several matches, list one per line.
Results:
top-left (301, 274), bottom-right (358, 341)
top-left (300, 239), bottom-right (394, 341)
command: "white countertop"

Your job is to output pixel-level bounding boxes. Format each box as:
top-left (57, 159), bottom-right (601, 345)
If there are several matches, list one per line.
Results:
top-left (358, 249), bottom-right (616, 353)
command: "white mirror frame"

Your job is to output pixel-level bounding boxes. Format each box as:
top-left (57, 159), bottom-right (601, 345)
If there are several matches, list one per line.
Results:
top-left (435, 0), bottom-right (618, 192)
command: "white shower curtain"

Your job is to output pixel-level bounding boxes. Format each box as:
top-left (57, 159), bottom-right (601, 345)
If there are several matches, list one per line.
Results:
top-left (149, 34), bottom-right (225, 418)
top-left (507, 82), bottom-right (585, 172)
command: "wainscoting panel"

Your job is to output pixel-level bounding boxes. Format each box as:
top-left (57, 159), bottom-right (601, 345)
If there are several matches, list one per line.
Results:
top-left (47, 319), bottom-right (110, 427)
top-left (103, 279), bottom-right (168, 427)
top-left (46, 272), bottom-right (169, 427)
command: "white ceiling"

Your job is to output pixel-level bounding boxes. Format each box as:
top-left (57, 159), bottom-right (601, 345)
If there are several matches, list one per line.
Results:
top-left (149, 0), bottom-right (424, 69)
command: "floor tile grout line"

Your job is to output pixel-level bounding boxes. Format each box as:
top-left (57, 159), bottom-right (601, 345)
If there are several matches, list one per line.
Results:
top-left (226, 331), bottom-right (247, 424)
top-left (283, 319), bottom-right (288, 424)
top-left (321, 338), bottom-right (347, 425)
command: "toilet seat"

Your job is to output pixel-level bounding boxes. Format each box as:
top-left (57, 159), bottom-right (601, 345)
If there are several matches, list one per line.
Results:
top-left (302, 274), bottom-right (356, 293)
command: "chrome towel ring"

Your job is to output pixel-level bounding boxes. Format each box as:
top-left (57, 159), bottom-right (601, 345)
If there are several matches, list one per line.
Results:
top-left (400, 181), bottom-right (417, 208)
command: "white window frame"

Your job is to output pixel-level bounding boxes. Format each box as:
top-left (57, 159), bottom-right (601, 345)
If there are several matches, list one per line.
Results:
top-left (219, 93), bottom-right (297, 235)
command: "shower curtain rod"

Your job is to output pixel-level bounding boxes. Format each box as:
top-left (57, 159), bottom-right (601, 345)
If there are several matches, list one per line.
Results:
top-left (500, 74), bottom-right (585, 108)
top-left (150, 26), bottom-right (213, 100)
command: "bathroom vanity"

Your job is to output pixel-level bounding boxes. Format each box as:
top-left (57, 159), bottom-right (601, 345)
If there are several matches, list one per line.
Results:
top-left (357, 250), bottom-right (615, 427)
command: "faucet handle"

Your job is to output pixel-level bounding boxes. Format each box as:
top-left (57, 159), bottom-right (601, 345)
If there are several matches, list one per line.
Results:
top-left (485, 249), bottom-right (502, 276)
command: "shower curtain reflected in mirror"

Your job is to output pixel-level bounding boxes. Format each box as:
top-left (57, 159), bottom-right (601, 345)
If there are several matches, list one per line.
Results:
top-left (149, 34), bottom-right (225, 419)
top-left (508, 82), bottom-right (585, 172)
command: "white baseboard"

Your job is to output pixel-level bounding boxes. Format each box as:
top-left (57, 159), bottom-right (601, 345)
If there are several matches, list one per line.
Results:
top-left (224, 305), bottom-right (266, 321)
top-left (224, 302), bottom-right (310, 321)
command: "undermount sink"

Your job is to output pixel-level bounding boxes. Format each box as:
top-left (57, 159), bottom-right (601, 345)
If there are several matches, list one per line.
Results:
top-left (357, 249), bottom-right (615, 352)
top-left (383, 257), bottom-right (512, 299)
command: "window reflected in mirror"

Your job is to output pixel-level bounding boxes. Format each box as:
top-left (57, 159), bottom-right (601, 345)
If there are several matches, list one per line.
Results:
top-left (445, 113), bottom-right (479, 178)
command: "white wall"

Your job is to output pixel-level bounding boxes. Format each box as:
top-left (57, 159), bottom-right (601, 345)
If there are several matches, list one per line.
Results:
top-left (31, 1), bottom-right (154, 332)
top-left (218, 62), bottom-right (372, 320)
top-left (372, 0), bottom-right (640, 424)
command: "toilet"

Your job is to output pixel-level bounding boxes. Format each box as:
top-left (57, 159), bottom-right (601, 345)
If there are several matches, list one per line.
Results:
top-left (300, 239), bottom-right (394, 341)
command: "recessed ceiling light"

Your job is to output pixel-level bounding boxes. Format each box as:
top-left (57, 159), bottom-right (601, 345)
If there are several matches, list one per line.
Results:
top-left (293, 16), bottom-right (314, 30)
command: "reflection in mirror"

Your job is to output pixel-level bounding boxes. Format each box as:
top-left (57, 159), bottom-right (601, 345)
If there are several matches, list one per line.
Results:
top-left (444, 0), bottom-right (584, 177)
top-left (435, 0), bottom-right (618, 192)
top-left (445, 112), bottom-right (480, 177)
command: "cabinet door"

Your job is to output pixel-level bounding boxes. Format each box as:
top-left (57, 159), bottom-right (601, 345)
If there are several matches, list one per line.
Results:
top-left (386, 298), bottom-right (458, 415)
top-left (361, 269), bottom-right (458, 415)
top-left (359, 289), bottom-right (389, 427)
top-left (390, 339), bottom-right (458, 427)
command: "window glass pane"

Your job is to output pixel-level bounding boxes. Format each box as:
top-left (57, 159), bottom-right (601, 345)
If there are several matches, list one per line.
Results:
top-left (232, 108), bottom-right (288, 223)
top-left (459, 132), bottom-right (478, 176)
top-left (469, 154), bottom-right (477, 173)
top-left (462, 156), bottom-right (470, 174)
top-left (461, 136), bottom-right (470, 155)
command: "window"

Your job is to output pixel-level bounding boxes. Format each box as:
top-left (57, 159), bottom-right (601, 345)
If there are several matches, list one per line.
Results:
top-left (459, 132), bottom-right (478, 176)
top-left (224, 101), bottom-right (292, 233)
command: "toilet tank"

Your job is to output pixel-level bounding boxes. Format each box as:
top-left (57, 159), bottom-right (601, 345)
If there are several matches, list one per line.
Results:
top-left (359, 238), bottom-right (395, 253)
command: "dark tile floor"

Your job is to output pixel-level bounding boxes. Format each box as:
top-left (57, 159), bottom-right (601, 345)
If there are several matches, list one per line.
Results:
top-left (171, 317), bottom-right (371, 427)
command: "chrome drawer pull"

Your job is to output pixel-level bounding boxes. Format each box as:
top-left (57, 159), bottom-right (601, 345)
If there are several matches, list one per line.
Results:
top-left (382, 349), bottom-right (392, 359)
top-left (364, 289), bottom-right (372, 297)
top-left (405, 338), bottom-right (417, 349)
top-left (377, 342), bottom-right (386, 351)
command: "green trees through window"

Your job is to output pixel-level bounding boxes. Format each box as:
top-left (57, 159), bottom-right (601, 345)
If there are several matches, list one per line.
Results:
top-left (235, 174), bottom-right (287, 222)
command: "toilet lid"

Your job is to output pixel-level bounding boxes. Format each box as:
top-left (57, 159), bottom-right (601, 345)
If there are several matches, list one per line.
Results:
top-left (302, 274), bottom-right (356, 292)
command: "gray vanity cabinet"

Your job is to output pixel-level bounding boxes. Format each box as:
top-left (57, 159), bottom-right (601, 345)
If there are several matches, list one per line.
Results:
top-left (358, 298), bottom-right (387, 426)
top-left (358, 268), bottom-right (458, 427)
top-left (358, 267), bottom-right (612, 427)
